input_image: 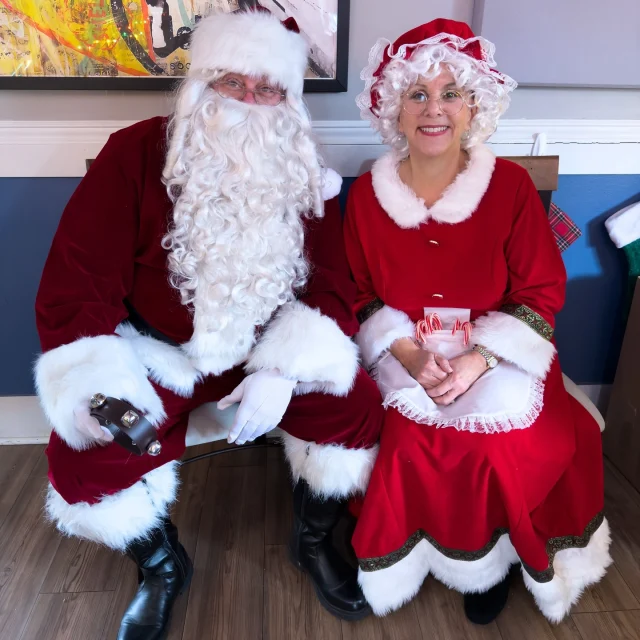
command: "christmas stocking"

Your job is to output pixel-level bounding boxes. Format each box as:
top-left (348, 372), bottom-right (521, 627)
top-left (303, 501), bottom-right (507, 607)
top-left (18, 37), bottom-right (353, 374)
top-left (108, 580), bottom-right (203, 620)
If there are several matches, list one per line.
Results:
top-left (605, 201), bottom-right (640, 315)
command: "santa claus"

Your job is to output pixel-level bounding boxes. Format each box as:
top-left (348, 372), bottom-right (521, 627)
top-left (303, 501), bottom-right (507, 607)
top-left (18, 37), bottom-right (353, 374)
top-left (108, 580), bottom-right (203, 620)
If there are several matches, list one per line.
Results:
top-left (34, 9), bottom-right (382, 638)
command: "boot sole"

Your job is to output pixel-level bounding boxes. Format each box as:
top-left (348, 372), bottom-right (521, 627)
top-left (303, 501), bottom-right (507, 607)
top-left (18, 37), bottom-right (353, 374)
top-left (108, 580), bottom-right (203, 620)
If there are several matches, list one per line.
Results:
top-left (288, 544), bottom-right (373, 622)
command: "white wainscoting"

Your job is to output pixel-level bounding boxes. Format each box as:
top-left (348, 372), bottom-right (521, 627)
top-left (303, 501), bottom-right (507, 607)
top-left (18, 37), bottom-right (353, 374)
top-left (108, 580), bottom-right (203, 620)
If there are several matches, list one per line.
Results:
top-left (0, 119), bottom-right (639, 178)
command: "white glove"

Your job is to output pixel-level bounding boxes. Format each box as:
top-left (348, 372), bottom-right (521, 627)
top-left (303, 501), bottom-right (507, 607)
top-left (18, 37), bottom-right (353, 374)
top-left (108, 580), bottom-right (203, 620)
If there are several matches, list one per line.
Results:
top-left (217, 369), bottom-right (297, 445)
top-left (73, 403), bottom-right (114, 443)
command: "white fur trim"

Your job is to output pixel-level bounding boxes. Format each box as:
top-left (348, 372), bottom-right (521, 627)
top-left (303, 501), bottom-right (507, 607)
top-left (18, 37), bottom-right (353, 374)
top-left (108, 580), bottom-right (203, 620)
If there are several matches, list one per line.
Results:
top-left (472, 311), bottom-right (556, 378)
top-left (359, 518), bottom-right (611, 622)
top-left (360, 534), bottom-right (518, 616)
top-left (522, 519), bottom-right (613, 623)
top-left (322, 168), bottom-right (343, 201)
top-left (188, 11), bottom-right (308, 98)
top-left (116, 323), bottom-right (202, 397)
top-left (371, 145), bottom-right (496, 228)
top-left (44, 461), bottom-right (180, 551)
top-left (282, 433), bottom-right (378, 499)
top-left (246, 301), bottom-right (359, 397)
top-left (34, 334), bottom-right (166, 451)
top-left (605, 201), bottom-right (640, 249)
top-left (356, 305), bottom-right (415, 370)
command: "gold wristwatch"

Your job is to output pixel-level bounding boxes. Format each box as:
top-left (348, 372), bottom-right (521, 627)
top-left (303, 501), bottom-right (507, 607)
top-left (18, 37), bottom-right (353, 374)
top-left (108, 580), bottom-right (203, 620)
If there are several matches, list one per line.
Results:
top-left (473, 345), bottom-right (499, 369)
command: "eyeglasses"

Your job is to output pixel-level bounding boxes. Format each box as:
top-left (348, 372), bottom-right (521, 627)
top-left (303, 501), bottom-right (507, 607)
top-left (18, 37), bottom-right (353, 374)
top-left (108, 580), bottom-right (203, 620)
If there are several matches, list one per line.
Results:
top-left (212, 79), bottom-right (286, 106)
top-left (402, 88), bottom-right (474, 116)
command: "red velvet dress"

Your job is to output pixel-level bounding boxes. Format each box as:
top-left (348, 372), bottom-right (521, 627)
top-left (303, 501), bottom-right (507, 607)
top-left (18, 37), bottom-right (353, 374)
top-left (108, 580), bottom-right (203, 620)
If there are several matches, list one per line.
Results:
top-left (343, 146), bottom-right (611, 622)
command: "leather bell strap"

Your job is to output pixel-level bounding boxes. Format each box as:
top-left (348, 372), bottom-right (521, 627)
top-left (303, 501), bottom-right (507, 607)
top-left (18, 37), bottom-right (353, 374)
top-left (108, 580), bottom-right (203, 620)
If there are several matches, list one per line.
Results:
top-left (89, 394), bottom-right (162, 457)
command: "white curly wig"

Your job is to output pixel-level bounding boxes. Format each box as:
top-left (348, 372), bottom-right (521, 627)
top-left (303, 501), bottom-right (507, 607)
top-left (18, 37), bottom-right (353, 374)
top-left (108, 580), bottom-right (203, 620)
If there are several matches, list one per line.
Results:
top-left (357, 35), bottom-right (517, 155)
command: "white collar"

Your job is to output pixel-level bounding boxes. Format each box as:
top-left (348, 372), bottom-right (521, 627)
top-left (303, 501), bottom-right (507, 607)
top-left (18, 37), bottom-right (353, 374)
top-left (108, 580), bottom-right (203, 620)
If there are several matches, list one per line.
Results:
top-left (371, 145), bottom-right (496, 228)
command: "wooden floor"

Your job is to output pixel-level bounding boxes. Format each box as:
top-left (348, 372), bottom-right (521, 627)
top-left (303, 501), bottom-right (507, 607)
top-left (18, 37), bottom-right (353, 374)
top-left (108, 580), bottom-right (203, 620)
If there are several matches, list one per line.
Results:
top-left (1, 443), bottom-right (639, 640)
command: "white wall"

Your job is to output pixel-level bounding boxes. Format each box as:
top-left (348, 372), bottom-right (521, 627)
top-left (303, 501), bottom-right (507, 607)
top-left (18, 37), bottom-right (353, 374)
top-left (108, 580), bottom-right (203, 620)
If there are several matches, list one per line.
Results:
top-left (0, 0), bottom-right (637, 122)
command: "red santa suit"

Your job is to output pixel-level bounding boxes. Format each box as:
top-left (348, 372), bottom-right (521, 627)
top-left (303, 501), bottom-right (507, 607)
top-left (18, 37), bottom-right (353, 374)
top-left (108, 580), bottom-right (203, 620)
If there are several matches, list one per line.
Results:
top-left (344, 145), bottom-right (611, 623)
top-left (34, 115), bottom-right (383, 550)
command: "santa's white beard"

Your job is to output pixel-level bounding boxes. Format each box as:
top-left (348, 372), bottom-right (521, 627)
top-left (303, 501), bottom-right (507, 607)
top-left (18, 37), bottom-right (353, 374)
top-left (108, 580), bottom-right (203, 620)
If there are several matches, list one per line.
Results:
top-left (162, 93), bottom-right (322, 375)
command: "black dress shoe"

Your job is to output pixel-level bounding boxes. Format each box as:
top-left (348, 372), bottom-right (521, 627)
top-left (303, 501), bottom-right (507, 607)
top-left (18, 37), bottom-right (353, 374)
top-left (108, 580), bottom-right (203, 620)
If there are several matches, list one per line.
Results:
top-left (117, 518), bottom-right (193, 640)
top-left (464, 566), bottom-right (516, 625)
top-left (289, 479), bottom-right (372, 621)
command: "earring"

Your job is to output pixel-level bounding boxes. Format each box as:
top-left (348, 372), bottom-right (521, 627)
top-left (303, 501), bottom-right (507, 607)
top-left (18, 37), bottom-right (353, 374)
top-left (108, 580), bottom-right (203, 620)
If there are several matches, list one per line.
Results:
top-left (461, 130), bottom-right (471, 141)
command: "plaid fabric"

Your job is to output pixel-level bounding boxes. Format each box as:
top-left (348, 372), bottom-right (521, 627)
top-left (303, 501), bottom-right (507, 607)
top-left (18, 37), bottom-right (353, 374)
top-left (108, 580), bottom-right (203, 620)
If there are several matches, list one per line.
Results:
top-left (548, 202), bottom-right (581, 252)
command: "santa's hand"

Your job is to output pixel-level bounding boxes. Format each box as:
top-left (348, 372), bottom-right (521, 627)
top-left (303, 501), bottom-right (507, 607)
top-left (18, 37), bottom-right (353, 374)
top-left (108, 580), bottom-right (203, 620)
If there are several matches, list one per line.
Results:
top-left (218, 370), bottom-right (297, 445)
top-left (73, 404), bottom-right (114, 443)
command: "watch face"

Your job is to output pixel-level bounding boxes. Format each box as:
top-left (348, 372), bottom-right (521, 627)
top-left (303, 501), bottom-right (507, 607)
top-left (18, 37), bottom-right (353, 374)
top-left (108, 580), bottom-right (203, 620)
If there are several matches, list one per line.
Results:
top-left (488, 357), bottom-right (498, 368)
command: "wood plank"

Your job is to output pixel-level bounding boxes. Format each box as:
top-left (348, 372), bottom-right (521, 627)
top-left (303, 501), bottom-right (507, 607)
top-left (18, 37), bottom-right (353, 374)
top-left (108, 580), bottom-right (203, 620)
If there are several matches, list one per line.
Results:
top-left (0, 454), bottom-right (62, 640)
top-left (604, 461), bottom-right (640, 602)
top-left (572, 610), bottom-right (640, 640)
top-left (342, 600), bottom-right (423, 640)
top-left (496, 578), bottom-right (584, 640)
top-left (182, 465), bottom-right (266, 640)
top-left (603, 277), bottom-right (640, 494)
top-left (265, 447), bottom-right (293, 546)
top-left (264, 544), bottom-right (343, 640)
top-left (413, 578), bottom-right (503, 640)
top-left (573, 564), bottom-right (639, 613)
top-left (501, 156), bottom-right (560, 191)
top-left (166, 451), bottom-right (215, 640)
top-left (0, 444), bottom-right (44, 529)
top-left (40, 537), bottom-right (125, 594)
top-left (101, 557), bottom-right (138, 640)
top-left (19, 592), bottom-right (113, 640)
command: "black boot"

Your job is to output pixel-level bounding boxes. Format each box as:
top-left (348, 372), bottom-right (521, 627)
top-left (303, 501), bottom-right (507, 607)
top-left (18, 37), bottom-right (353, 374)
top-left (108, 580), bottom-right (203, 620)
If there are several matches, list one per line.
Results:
top-left (463, 566), bottom-right (515, 625)
top-left (117, 518), bottom-right (193, 640)
top-left (289, 480), bottom-right (371, 621)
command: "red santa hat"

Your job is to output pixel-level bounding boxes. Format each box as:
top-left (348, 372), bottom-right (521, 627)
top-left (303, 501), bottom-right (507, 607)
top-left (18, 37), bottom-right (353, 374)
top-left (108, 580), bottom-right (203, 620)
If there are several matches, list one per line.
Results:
top-left (188, 8), bottom-right (308, 98)
top-left (358, 18), bottom-right (515, 120)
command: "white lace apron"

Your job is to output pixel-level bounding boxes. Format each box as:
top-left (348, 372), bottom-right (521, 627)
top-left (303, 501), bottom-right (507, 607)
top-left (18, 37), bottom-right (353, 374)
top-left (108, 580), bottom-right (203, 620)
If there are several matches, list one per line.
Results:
top-left (373, 308), bottom-right (544, 434)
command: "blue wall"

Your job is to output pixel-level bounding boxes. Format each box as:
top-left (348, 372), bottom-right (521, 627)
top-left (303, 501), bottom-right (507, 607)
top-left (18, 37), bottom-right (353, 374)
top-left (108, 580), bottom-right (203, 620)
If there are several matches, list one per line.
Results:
top-left (2, 174), bottom-right (639, 396)
top-left (554, 175), bottom-right (640, 384)
top-left (2, 178), bottom-right (81, 396)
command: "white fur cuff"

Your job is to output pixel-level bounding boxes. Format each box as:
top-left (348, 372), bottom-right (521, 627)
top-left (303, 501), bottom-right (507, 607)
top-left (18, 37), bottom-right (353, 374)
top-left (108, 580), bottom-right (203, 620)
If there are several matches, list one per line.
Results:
top-left (356, 305), bottom-right (415, 370)
top-left (282, 433), bottom-right (378, 499)
top-left (472, 311), bottom-right (556, 378)
top-left (245, 301), bottom-right (359, 397)
top-left (45, 462), bottom-right (179, 550)
top-left (34, 334), bottom-right (166, 451)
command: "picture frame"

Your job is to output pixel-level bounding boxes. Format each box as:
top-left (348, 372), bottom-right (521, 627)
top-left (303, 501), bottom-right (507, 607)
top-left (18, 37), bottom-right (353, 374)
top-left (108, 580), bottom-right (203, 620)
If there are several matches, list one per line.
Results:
top-left (0, 0), bottom-right (350, 92)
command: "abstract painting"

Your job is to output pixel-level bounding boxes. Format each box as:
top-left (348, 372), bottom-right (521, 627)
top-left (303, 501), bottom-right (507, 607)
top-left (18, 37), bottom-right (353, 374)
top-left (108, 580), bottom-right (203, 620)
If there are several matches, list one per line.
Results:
top-left (0, 0), bottom-right (349, 91)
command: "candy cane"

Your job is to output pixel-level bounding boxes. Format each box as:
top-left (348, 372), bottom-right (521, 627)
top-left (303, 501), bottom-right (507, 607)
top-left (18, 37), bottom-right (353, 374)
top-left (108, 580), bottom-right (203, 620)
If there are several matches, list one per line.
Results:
top-left (427, 313), bottom-right (442, 332)
top-left (415, 319), bottom-right (430, 344)
top-left (451, 318), bottom-right (461, 335)
top-left (461, 321), bottom-right (472, 346)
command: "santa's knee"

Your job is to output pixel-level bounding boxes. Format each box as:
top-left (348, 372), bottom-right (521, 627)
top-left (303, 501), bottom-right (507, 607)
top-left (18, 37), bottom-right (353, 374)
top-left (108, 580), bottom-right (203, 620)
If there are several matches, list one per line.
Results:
top-left (282, 369), bottom-right (384, 500)
top-left (45, 458), bottom-right (180, 552)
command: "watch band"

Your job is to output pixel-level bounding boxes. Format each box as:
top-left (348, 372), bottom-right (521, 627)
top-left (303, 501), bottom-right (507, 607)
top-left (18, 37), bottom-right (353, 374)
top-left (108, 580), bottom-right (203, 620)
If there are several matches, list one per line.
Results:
top-left (473, 345), bottom-right (498, 368)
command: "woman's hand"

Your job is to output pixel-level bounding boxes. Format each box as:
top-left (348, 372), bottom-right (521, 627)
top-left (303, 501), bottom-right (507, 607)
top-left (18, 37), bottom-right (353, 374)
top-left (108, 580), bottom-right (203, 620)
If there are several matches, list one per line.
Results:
top-left (427, 350), bottom-right (488, 406)
top-left (390, 338), bottom-right (453, 389)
